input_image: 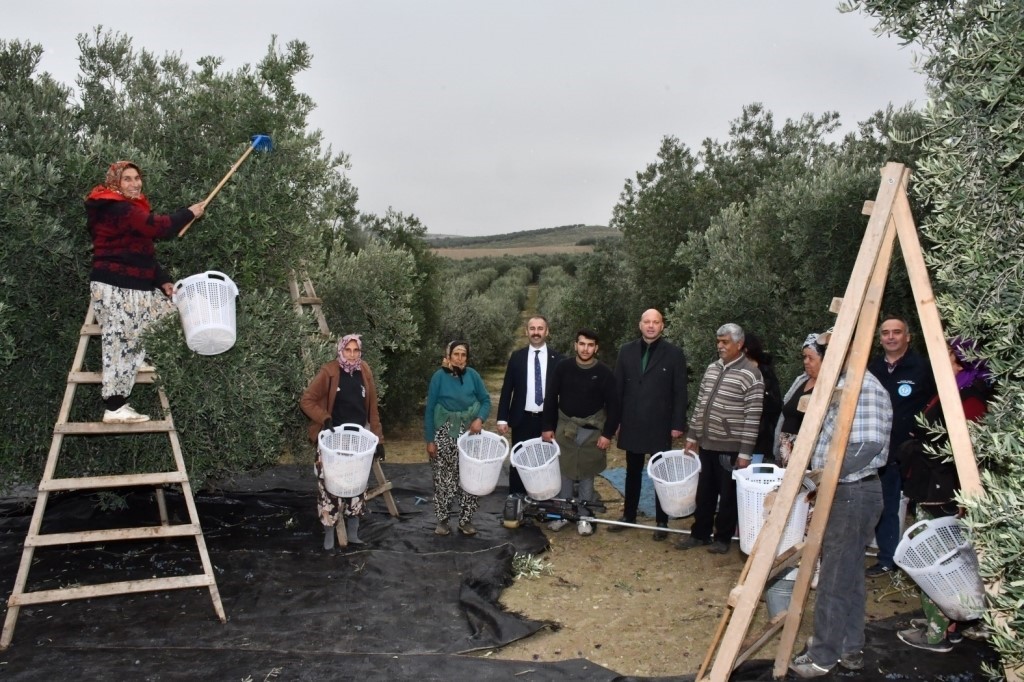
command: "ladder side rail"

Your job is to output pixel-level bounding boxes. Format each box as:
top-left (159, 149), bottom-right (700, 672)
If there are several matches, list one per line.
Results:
top-left (704, 163), bottom-right (908, 681)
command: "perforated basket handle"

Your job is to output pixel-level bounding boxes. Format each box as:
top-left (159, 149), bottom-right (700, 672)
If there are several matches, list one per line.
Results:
top-left (902, 517), bottom-right (932, 542)
top-left (339, 423), bottom-right (364, 433)
top-left (202, 271), bottom-right (239, 296)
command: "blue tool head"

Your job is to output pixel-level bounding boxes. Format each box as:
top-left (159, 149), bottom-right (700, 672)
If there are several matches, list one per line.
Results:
top-left (250, 134), bottom-right (273, 152)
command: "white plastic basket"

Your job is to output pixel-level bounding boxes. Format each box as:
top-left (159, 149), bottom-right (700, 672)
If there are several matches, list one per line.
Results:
top-left (647, 450), bottom-right (701, 517)
top-left (733, 464), bottom-right (811, 556)
top-left (173, 270), bottom-right (239, 355)
top-left (895, 515), bottom-right (986, 621)
top-left (317, 423), bottom-right (379, 498)
top-left (510, 438), bottom-right (561, 501)
top-left (457, 430), bottom-right (510, 496)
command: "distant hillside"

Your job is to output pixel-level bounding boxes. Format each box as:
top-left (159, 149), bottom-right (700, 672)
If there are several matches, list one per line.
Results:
top-left (426, 224), bottom-right (619, 249)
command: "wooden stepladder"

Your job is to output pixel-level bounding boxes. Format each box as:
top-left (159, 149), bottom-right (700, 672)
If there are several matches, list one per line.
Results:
top-left (288, 270), bottom-right (400, 545)
top-left (1, 306), bottom-right (227, 649)
top-left (698, 162), bottom-right (990, 680)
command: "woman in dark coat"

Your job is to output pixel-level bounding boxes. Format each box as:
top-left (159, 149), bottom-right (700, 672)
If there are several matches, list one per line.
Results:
top-left (301, 334), bottom-right (384, 549)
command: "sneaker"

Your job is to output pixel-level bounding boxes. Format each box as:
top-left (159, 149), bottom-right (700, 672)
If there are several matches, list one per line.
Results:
top-left (577, 520), bottom-right (594, 536)
top-left (898, 626), bottom-right (953, 652)
top-left (102, 404), bottom-right (150, 424)
top-left (547, 519), bottom-right (570, 532)
top-left (961, 623), bottom-right (989, 641)
top-left (839, 650), bottom-right (864, 671)
top-left (789, 652), bottom-right (833, 678)
top-left (866, 563), bottom-right (894, 578)
top-left (707, 540), bottom-right (730, 554)
top-left (675, 535), bottom-right (711, 551)
top-left (434, 522), bottom-right (451, 536)
top-left (948, 628), bottom-right (964, 645)
top-left (458, 522), bottom-right (477, 536)
top-left (605, 517), bottom-right (630, 533)
top-left (652, 523), bottom-right (669, 541)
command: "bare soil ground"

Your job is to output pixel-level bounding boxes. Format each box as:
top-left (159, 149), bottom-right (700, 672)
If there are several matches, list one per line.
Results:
top-left (382, 378), bottom-right (918, 678)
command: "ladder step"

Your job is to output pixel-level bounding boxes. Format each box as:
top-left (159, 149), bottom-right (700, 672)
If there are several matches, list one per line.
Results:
top-left (81, 323), bottom-right (101, 336)
top-left (297, 295), bottom-right (323, 305)
top-left (8, 574), bottom-right (213, 607)
top-left (69, 371), bottom-right (155, 384)
top-left (27, 524), bottom-right (202, 547)
top-left (365, 481), bottom-right (393, 501)
top-left (55, 420), bottom-right (174, 435)
top-left (39, 471), bottom-right (188, 492)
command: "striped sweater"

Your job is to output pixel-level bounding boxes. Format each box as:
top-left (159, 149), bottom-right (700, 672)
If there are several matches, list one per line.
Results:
top-left (689, 354), bottom-right (764, 458)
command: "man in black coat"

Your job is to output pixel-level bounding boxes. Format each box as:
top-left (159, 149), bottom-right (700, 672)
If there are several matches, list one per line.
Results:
top-left (497, 315), bottom-right (564, 496)
top-left (609, 308), bottom-right (689, 540)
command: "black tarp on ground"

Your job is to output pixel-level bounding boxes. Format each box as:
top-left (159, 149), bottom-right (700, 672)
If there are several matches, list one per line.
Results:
top-left (0, 463), bottom-right (999, 681)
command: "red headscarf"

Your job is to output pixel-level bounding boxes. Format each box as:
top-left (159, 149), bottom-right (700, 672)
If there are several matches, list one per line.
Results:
top-left (86, 160), bottom-right (152, 211)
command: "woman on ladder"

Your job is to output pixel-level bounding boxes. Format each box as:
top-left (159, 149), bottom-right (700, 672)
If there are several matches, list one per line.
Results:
top-left (86, 160), bottom-right (206, 423)
top-left (301, 333), bottom-right (385, 549)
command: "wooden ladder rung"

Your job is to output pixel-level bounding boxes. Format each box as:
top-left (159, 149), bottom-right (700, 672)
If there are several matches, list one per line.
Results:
top-left (39, 471), bottom-right (188, 492)
top-left (69, 371), bottom-right (155, 384)
top-left (297, 295), bottom-right (322, 305)
top-left (27, 524), bottom-right (202, 547)
top-left (55, 420), bottom-right (174, 435)
top-left (80, 323), bottom-right (101, 336)
top-left (8, 574), bottom-right (213, 607)
top-left (365, 480), bottom-right (393, 501)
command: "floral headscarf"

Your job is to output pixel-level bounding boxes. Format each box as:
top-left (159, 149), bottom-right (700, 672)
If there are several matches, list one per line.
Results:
top-left (104, 161), bottom-right (142, 192)
top-left (441, 340), bottom-right (469, 381)
top-left (802, 332), bottom-right (828, 358)
top-left (337, 333), bottom-right (363, 375)
top-left (86, 160), bottom-right (151, 210)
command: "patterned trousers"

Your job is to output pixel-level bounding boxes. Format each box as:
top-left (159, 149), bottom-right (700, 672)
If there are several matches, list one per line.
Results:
top-left (90, 281), bottom-right (175, 400)
top-left (430, 421), bottom-right (479, 525)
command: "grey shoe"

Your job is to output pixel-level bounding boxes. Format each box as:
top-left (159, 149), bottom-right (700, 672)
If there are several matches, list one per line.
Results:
top-left (675, 535), bottom-right (710, 551)
top-left (839, 650), bottom-right (864, 671)
top-left (707, 540), bottom-right (730, 554)
top-left (345, 517), bottom-right (363, 545)
top-left (605, 517), bottom-right (630, 532)
top-left (652, 523), bottom-right (669, 541)
top-left (898, 626), bottom-right (953, 652)
top-left (323, 526), bottom-right (335, 550)
top-left (458, 522), bottom-right (477, 536)
top-left (789, 653), bottom-right (833, 678)
top-left (434, 522), bottom-right (451, 536)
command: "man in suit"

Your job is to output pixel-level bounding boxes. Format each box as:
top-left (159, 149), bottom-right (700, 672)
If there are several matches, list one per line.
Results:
top-left (609, 308), bottom-right (688, 540)
top-left (497, 315), bottom-right (564, 497)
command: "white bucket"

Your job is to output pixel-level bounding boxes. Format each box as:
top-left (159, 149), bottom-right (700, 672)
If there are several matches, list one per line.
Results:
top-left (457, 431), bottom-right (509, 496)
top-left (733, 464), bottom-right (811, 556)
top-left (510, 438), bottom-right (561, 500)
top-left (895, 516), bottom-right (986, 621)
top-left (317, 423), bottom-right (378, 498)
top-left (173, 270), bottom-right (239, 355)
top-left (647, 450), bottom-right (701, 517)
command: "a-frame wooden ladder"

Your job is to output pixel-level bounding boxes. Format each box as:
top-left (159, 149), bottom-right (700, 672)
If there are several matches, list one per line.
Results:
top-left (1, 305), bottom-right (227, 649)
top-left (288, 269), bottom-right (400, 547)
top-left (697, 162), bottom-right (990, 680)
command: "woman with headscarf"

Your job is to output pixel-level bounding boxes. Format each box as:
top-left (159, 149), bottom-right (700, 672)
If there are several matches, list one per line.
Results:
top-left (301, 334), bottom-right (385, 550)
top-left (86, 161), bottom-right (206, 424)
top-left (774, 331), bottom-right (829, 466)
top-left (896, 338), bottom-right (993, 653)
top-left (424, 340), bottom-right (491, 536)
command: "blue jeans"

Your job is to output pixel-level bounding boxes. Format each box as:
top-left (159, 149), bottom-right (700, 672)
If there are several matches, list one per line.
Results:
top-left (809, 475), bottom-right (883, 666)
top-left (873, 462), bottom-right (902, 567)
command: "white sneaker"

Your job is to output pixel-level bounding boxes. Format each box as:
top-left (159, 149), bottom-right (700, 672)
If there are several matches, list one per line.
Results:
top-left (577, 520), bottom-right (594, 536)
top-left (547, 519), bottom-right (569, 532)
top-left (102, 404), bottom-right (150, 424)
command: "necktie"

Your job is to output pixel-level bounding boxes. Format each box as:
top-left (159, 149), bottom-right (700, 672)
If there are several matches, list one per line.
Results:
top-left (534, 350), bottom-right (543, 404)
top-left (641, 346), bottom-right (650, 372)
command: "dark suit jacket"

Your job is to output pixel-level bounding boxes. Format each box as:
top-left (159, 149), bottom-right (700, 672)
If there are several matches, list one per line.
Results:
top-left (497, 345), bottom-right (564, 430)
top-left (614, 337), bottom-right (688, 453)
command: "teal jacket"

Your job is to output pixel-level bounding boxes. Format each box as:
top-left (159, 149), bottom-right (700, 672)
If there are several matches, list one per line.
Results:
top-left (424, 367), bottom-right (491, 442)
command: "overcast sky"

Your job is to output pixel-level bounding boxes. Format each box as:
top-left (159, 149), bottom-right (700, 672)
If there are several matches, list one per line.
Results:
top-left (6, 1), bottom-right (926, 236)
